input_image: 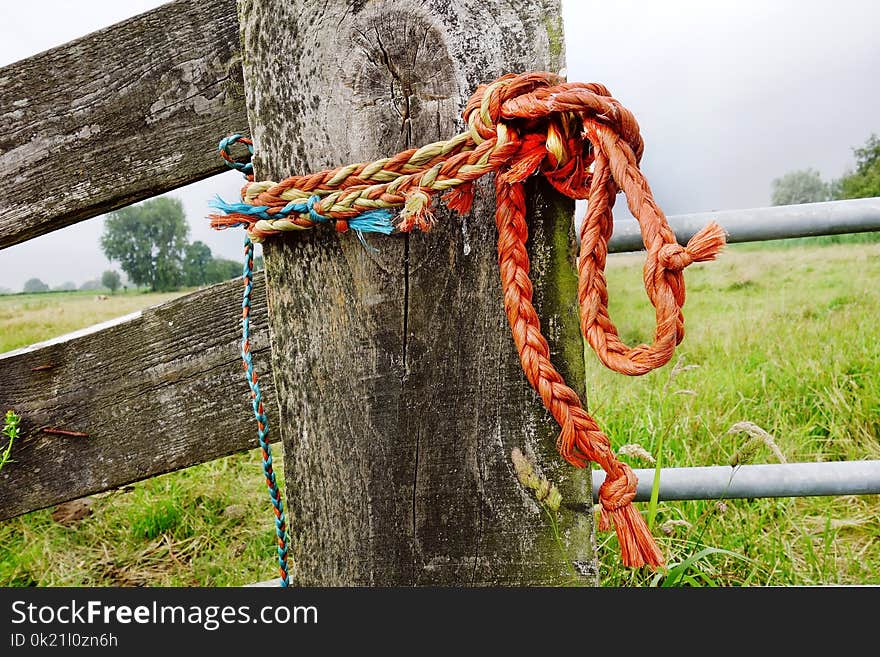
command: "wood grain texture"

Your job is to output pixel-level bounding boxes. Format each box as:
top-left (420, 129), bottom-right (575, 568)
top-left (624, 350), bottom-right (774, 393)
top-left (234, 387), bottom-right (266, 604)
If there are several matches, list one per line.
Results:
top-left (240, 0), bottom-right (596, 585)
top-left (0, 275), bottom-right (271, 520)
top-left (0, 0), bottom-right (247, 249)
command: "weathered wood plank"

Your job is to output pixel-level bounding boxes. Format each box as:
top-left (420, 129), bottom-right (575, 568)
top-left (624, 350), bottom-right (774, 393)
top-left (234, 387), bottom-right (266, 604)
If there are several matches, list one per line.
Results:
top-left (241, 0), bottom-right (596, 585)
top-left (0, 275), bottom-right (271, 520)
top-left (0, 0), bottom-right (246, 249)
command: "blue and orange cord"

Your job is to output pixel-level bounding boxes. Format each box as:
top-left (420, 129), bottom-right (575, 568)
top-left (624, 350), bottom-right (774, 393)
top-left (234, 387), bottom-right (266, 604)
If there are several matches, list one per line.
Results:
top-left (223, 134), bottom-right (291, 586)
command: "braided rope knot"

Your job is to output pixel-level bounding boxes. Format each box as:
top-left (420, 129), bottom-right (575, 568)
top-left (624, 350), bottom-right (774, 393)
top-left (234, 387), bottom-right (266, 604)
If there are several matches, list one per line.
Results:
top-left (657, 243), bottom-right (694, 271)
top-left (658, 224), bottom-right (727, 271)
top-left (598, 465), bottom-right (638, 513)
top-left (595, 464), bottom-right (663, 568)
top-left (211, 71), bottom-right (728, 569)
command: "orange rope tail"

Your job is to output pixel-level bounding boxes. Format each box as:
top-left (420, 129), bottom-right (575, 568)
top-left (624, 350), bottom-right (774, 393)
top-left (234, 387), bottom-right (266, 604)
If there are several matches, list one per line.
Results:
top-left (213, 72), bottom-right (727, 568)
top-left (491, 74), bottom-right (723, 568)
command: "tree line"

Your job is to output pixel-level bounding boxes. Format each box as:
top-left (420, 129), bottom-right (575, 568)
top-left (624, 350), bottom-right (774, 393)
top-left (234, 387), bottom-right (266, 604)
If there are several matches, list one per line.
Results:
top-left (13, 197), bottom-right (260, 295)
top-left (772, 134), bottom-right (880, 205)
top-left (21, 270), bottom-right (121, 294)
top-left (101, 197), bottom-right (246, 292)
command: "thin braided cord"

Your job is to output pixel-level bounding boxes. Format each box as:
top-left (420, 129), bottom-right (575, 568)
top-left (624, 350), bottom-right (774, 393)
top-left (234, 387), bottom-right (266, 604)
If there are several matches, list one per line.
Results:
top-left (242, 236), bottom-right (291, 586)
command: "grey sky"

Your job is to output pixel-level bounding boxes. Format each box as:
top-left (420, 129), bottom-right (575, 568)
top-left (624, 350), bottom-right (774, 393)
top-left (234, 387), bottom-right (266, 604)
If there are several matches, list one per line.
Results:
top-left (1, 0), bottom-right (878, 291)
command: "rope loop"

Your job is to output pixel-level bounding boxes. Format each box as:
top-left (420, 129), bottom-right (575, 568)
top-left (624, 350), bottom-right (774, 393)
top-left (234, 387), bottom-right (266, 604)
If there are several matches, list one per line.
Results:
top-left (212, 71), bottom-right (728, 570)
top-left (219, 134), bottom-right (254, 176)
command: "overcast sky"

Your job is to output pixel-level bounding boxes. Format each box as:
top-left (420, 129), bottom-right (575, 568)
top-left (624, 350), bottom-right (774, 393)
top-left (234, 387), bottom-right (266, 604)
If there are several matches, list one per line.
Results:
top-left (1, 0), bottom-right (878, 291)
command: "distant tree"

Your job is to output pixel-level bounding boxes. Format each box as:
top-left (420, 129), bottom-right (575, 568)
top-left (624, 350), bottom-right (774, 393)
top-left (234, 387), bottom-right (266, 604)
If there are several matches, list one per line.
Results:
top-left (183, 241), bottom-right (214, 287)
top-left (0, 287), bottom-right (12, 295)
top-left (835, 134), bottom-right (880, 200)
top-left (101, 270), bottom-right (122, 294)
top-left (771, 168), bottom-right (830, 206)
top-left (205, 258), bottom-right (242, 284)
top-left (23, 278), bottom-right (49, 293)
top-left (54, 281), bottom-right (77, 292)
top-left (80, 279), bottom-right (102, 291)
top-left (101, 197), bottom-right (189, 291)
top-left (253, 255), bottom-right (264, 272)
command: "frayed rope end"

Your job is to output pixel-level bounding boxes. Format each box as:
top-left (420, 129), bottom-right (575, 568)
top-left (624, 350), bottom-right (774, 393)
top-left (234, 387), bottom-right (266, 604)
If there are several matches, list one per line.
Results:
top-left (208, 195), bottom-right (267, 230)
top-left (442, 182), bottom-right (476, 216)
top-left (599, 503), bottom-right (665, 569)
top-left (685, 221), bottom-right (727, 263)
top-left (349, 208), bottom-right (396, 236)
top-left (659, 221), bottom-right (727, 271)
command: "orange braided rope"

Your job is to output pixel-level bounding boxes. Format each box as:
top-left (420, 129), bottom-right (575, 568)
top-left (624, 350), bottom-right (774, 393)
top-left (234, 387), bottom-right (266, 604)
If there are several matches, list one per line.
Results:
top-left (212, 71), bottom-right (726, 568)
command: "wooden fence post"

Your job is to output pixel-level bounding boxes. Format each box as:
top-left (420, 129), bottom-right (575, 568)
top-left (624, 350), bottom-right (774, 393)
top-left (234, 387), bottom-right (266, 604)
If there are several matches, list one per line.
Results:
top-left (238, 0), bottom-right (597, 585)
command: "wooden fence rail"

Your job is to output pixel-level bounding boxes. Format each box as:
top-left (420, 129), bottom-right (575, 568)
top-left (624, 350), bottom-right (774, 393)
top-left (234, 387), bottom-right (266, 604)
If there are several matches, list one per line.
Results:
top-left (0, 275), bottom-right (271, 520)
top-left (0, 0), bottom-right (245, 249)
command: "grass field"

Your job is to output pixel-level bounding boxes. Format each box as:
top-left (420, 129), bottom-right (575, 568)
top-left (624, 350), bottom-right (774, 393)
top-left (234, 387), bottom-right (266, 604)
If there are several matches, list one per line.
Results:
top-left (592, 241), bottom-right (880, 585)
top-left (0, 289), bottom-right (187, 354)
top-left (1, 241), bottom-right (878, 586)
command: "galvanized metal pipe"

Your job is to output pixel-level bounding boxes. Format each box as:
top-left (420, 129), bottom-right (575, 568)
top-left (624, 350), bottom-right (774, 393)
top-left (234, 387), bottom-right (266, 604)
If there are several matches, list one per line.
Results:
top-left (606, 197), bottom-right (880, 253)
top-left (590, 460), bottom-right (880, 502)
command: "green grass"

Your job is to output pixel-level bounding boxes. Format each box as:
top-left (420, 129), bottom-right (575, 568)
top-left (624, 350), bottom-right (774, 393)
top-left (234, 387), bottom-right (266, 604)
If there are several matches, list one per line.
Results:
top-left (0, 242), bottom-right (878, 586)
top-left (734, 231), bottom-right (880, 251)
top-left (0, 454), bottom-right (283, 587)
top-left (0, 289), bottom-right (188, 354)
top-left (590, 241), bottom-right (880, 585)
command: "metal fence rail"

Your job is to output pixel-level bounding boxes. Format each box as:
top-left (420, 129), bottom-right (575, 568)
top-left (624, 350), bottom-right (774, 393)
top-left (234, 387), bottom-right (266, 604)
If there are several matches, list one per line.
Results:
top-left (608, 197), bottom-right (880, 253)
top-left (244, 460), bottom-right (880, 586)
top-left (591, 460), bottom-right (880, 502)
